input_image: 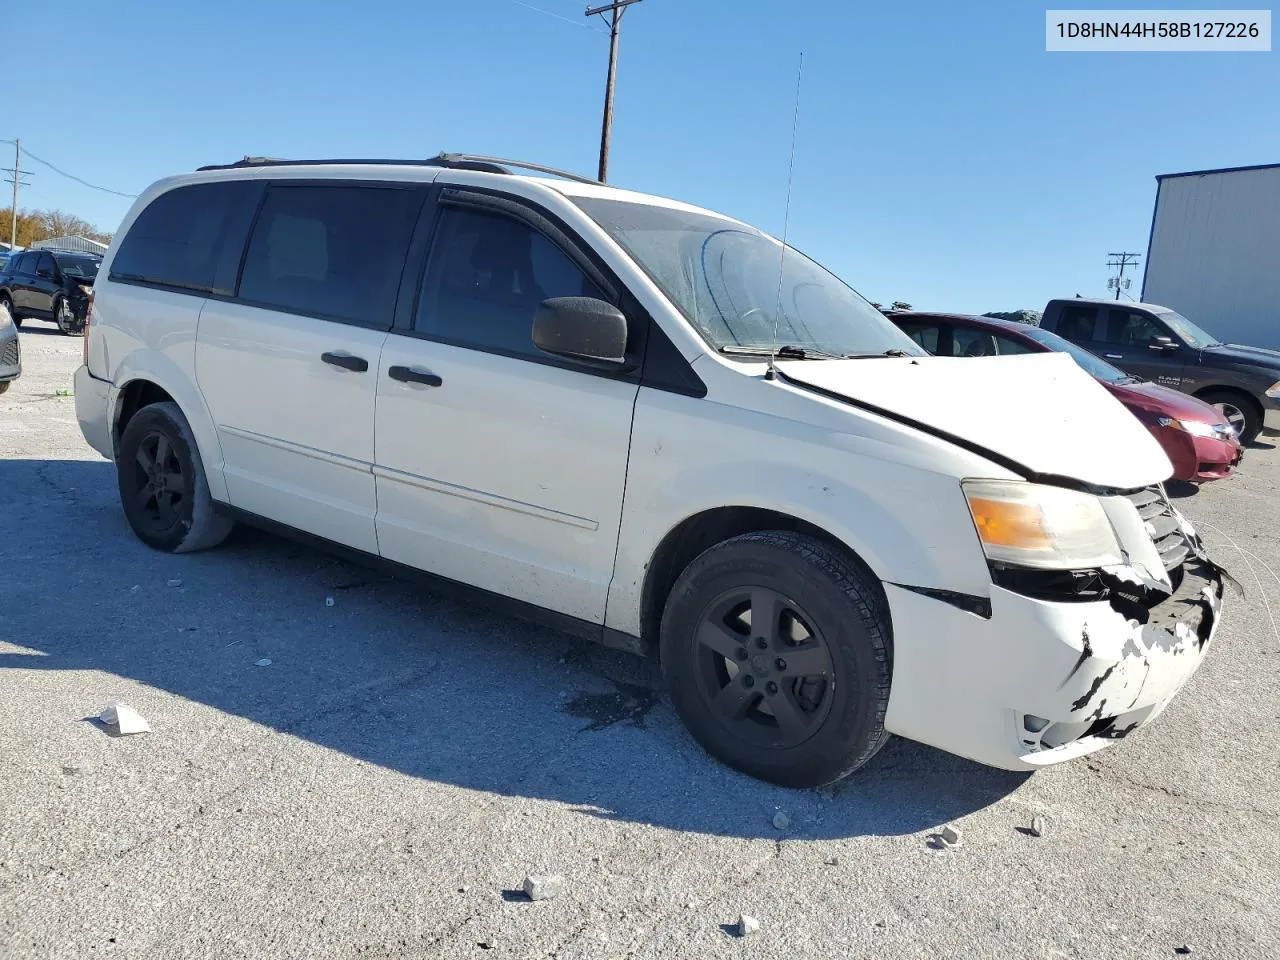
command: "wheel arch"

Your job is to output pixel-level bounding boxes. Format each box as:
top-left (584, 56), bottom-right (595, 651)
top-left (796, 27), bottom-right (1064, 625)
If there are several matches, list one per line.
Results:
top-left (108, 352), bottom-right (228, 502)
top-left (637, 506), bottom-right (889, 655)
top-left (1192, 383), bottom-right (1262, 417)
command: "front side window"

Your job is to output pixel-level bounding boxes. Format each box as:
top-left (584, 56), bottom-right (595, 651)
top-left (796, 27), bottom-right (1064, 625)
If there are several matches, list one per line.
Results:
top-left (36, 253), bottom-right (56, 276)
top-left (571, 198), bottom-right (922, 359)
top-left (1154, 308), bottom-right (1218, 349)
top-left (415, 205), bottom-right (604, 357)
top-left (239, 184), bottom-right (420, 327)
top-left (54, 256), bottom-right (99, 280)
top-left (1104, 309), bottom-right (1165, 347)
top-left (111, 181), bottom-right (257, 295)
top-left (991, 334), bottom-right (1035, 356)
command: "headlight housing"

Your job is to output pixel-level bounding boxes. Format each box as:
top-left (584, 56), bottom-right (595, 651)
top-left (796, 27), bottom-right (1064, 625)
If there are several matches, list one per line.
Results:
top-left (1265, 380), bottom-right (1280, 399)
top-left (962, 479), bottom-right (1123, 570)
top-left (1157, 415), bottom-right (1222, 439)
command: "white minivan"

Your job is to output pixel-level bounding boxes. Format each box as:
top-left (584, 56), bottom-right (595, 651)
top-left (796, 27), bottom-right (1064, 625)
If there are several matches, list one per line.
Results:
top-left (75, 154), bottom-right (1227, 786)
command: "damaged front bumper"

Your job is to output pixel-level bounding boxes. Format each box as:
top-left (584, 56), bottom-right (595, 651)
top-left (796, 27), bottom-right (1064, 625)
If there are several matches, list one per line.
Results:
top-left (882, 553), bottom-right (1227, 772)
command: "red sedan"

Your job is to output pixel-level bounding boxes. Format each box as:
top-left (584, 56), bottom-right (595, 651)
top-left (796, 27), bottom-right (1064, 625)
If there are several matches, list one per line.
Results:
top-left (889, 312), bottom-right (1243, 483)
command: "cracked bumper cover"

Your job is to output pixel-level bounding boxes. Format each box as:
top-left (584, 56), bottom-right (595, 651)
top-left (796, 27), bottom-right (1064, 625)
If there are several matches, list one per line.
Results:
top-left (882, 557), bottom-right (1224, 772)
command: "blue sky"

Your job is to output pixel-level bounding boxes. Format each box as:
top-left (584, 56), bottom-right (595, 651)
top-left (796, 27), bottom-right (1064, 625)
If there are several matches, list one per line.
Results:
top-left (7, 0), bottom-right (1277, 312)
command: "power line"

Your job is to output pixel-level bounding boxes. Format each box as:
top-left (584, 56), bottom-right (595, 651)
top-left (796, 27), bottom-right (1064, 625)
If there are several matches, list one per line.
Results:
top-left (507, 0), bottom-right (606, 33)
top-left (0, 139), bottom-right (137, 199)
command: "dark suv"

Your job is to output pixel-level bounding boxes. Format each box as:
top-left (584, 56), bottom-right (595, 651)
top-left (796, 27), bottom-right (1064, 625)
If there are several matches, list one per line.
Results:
top-left (1041, 297), bottom-right (1280, 443)
top-left (0, 249), bottom-right (101, 336)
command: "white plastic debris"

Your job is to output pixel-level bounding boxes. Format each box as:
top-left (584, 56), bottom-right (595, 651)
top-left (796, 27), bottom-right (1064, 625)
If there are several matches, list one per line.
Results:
top-left (98, 702), bottom-right (151, 735)
top-left (939, 824), bottom-right (963, 847)
top-left (255, 658), bottom-right (273, 667)
top-left (738, 914), bottom-right (761, 936)
top-left (325, 597), bottom-right (335, 607)
top-left (129, 585), bottom-right (141, 593)
top-left (772, 811), bottom-right (790, 830)
top-left (522, 874), bottom-right (565, 901)
top-left (167, 578), bottom-right (182, 588)
top-left (1030, 815), bottom-right (1047, 838)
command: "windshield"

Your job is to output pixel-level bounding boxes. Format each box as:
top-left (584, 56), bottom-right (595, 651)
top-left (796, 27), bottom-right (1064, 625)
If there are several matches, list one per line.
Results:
top-left (1020, 325), bottom-right (1132, 383)
top-left (1154, 307), bottom-right (1218, 349)
top-left (54, 256), bottom-right (100, 280)
top-left (572, 198), bottom-right (924, 359)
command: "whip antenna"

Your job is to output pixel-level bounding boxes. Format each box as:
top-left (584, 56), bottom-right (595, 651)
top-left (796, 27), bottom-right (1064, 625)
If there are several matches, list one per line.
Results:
top-left (766, 51), bottom-right (804, 382)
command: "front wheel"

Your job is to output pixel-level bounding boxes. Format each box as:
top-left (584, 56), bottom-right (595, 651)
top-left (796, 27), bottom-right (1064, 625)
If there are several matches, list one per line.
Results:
top-left (1200, 389), bottom-right (1261, 444)
top-left (53, 297), bottom-right (83, 336)
top-left (116, 402), bottom-right (234, 553)
top-left (660, 531), bottom-right (893, 788)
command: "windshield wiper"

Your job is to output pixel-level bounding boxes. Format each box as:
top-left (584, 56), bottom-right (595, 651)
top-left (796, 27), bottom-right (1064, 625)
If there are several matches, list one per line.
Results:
top-left (841, 349), bottom-right (914, 359)
top-left (719, 344), bottom-right (844, 360)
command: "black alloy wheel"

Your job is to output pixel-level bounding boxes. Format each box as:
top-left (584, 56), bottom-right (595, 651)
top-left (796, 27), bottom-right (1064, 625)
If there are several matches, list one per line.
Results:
top-left (693, 587), bottom-right (836, 750)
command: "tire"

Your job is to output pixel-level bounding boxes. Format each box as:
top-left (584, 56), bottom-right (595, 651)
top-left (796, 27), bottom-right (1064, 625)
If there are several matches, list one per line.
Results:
top-left (116, 401), bottom-right (234, 553)
top-left (660, 530), bottom-right (892, 788)
top-left (53, 297), bottom-right (83, 336)
top-left (0, 294), bottom-right (16, 326)
top-left (1200, 389), bottom-right (1261, 444)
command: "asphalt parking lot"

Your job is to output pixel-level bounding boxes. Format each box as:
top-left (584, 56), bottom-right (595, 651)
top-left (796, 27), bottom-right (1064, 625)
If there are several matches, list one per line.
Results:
top-left (2, 324), bottom-right (1278, 960)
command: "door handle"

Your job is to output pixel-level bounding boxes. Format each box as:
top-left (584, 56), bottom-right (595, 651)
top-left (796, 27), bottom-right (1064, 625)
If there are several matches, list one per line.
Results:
top-left (1104, 354), bottom-right (1123, 360)
top-left (321, 351), bottom-right (369, 372)
top-left (388, 365), bottom-right (443, 387)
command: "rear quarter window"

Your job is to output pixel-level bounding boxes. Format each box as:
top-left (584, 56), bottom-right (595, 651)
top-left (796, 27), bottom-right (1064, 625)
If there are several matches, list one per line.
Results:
top-left (110, 180), bottom-right (259, 295)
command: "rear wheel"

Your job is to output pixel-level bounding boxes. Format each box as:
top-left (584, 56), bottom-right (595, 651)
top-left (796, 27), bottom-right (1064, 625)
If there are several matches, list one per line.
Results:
top-left (1200, 389), bottom-right (1261, 444)
top-left (660, 531), bottom-right (892, 788)
top-left (116, 402), bottom-right (233, 553)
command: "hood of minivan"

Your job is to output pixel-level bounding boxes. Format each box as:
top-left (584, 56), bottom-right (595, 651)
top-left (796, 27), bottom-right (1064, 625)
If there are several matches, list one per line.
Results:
top-left (778, 352), bottom-right (1173, 489)
top-left (1202, 342), bottom-right (1280, 369)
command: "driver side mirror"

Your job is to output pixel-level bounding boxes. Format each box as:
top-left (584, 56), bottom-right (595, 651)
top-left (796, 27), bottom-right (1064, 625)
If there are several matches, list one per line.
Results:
top-left (533, 297), bottom-right (632, 370)
top-left (1148, 335), bottom-right (1179, 352)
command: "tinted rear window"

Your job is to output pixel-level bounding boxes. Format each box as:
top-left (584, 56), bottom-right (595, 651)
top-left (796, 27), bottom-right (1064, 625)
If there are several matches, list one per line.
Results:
top-left (111, 181), bottom-right (258, 295)
top-left (237, 184), bottom-right (421, 328)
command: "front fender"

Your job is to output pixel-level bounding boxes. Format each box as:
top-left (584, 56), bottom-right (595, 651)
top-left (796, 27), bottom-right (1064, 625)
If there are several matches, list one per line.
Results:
top-left (605, 417), bottom-right (994, 638)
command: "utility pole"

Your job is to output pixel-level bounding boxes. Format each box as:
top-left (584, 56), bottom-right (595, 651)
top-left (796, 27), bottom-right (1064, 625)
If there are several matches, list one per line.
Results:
top-left (586, 0), bottom-right (643, 183)
top-left (1106, 251), bottom-right (1141, 300)
top-left (4, 139), bottom-right (20, 250)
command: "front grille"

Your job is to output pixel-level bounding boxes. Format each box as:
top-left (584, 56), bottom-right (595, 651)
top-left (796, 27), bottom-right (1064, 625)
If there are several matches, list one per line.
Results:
top-left (0, 338), bottom-right (18, 367)
top-left (1125, 486), bottom-right (1189, 571)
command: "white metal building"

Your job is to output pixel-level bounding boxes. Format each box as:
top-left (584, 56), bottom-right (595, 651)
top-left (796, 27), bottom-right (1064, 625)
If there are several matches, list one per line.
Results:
top-left (1142, 163), bottom-right (1280, 350)
top-left (31, 235), bottom-right (109, 255)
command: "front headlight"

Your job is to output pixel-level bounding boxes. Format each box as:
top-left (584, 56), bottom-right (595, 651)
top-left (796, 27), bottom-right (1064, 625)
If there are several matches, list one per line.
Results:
top-left (1157, 416), bottom-right (1221, 439)
top-left (1265, 380), bottom-right (1280, 399)
top-left (962, 479), bottom-right (1123, 570)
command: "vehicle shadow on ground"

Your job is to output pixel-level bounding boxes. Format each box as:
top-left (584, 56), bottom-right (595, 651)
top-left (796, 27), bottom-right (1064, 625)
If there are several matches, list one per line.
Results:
top-left (15, 321), bottom-right (69, 337)
top-left (0, 458), bottom-right (1029, 840)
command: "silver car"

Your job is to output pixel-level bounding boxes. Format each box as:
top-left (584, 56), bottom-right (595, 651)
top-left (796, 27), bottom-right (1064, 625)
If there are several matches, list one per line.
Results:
top-left (0, 301), bottom-right (19, 394)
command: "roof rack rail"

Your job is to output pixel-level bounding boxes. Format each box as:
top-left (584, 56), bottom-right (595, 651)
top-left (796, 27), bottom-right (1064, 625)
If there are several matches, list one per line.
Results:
top-left (425, 153), bottom-right (601, 185)
top-left (196, 152), bottom-right (602, 185)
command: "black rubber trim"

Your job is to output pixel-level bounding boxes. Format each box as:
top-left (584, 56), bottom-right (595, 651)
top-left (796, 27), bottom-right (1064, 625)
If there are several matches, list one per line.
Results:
top-left (642, 320), bottom-right (706, 398)
top-left (892, 583), bottom-right (992, 618)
